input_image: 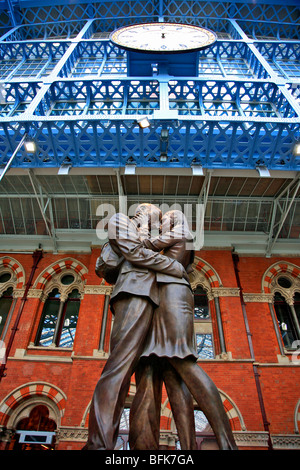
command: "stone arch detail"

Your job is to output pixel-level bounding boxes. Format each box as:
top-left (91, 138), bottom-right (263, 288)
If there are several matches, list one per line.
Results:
top-left (81, 382), bottom-right (137, 428)
top-left (0, 381), bottom-right (67, 426)
top-left (0, 256), bottom-right (25, 289)
top-left (262, 261), bottom-right (300, 294)
top-left (189, 256), bottom-right (222, 300)
top-left (166, 388), bottom-right (245, 433)
top-left (33, 258), bottom-right (88, 291)
top-left (219, 389), bottom-right (246, 431)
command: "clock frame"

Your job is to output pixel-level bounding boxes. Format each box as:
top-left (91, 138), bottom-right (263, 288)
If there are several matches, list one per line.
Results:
top-left (110, 22), bottom-right (217, 54)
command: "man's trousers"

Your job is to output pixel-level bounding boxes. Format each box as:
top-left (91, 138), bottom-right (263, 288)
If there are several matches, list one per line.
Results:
top-left (83, 295), bottom-right (153, 450)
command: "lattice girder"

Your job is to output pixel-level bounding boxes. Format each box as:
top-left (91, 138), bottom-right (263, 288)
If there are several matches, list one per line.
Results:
top-left (0, 1), bottom-right (298, 171)
top-left (1, 1), bottom-right (299, 34)
top-left (0, 116), bottom-right (298, 171)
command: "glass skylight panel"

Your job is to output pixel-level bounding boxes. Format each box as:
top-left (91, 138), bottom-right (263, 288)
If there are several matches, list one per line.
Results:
top-left (0, 59), bottom-right (18, 79)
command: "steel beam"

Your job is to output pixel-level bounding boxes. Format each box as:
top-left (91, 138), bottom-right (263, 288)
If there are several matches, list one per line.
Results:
top-left (266, 175), bottom-right (300, 256)
top-left (115, 168), bottom-right (127, 214)
top-left (27, 169), bottom-right (58, 250)
top-left (0, 133), bottom-right (27, 182)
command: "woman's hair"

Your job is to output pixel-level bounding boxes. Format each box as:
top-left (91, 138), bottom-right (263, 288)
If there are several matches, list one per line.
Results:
top-left (162, 210), bottom-right (191, 237)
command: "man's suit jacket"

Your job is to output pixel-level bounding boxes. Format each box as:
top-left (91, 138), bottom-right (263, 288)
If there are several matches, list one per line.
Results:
top-left (107, 213), bottom-right (184, 307)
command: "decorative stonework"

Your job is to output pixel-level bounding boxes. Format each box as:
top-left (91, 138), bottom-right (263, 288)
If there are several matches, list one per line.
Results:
top-left (232, 431), bottom-right (269, 447)
top-left (262, 262), bottom-right (300, 297)
top-left (271, 434), bottom-right (300, 449)
top-left (84, 285), bottom-right (113, 295)
top-left (0, 256), bottom-right (25, 290)
top-left (159, 431), bottom-right (176, 447)
top-left (189, 259), bottom-right (241, 300)
top-left (57, 426), bottom-right (88, 442)
top-left (32, 259), bottom-right (88, 302)
top-left (211, 287), bottom-right (240, 298)
top-left (55, 427), bottom-right (300, 449)
top-left (192, 257), bottom-right (221, 288)
top-left (270, 271), bottom-right (300, 305)
top-left (25, 288), bottom-right (44, 299)
top-left (0, 256), bottom-right (26, 299)
top-left (33, 258), bottom-right (88, 291)
top-left (16, 285), bottom-right (113, 301)
top-left (189, 257), bottom-right (223, 300)
top-left (243, 293), bottom-right (274, 303)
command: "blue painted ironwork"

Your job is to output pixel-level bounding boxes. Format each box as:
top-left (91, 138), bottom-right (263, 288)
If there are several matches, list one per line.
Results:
top-left (0, 1), bottom-right (299, 30)
top-left (0, 1), bottom-right (298, 171)
top-left (255, 42), bottom-right (300, 82)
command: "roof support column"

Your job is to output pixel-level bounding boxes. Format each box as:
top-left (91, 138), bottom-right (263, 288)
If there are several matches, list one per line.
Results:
top-left (266, 176), bottom-right (300, 257)
top-left (115, 168), bottom-right (127, 214)
top-left (27, 169), bottom-right (58, 251)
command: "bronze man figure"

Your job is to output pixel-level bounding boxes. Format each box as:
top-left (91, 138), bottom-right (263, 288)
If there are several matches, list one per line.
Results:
top-left (83, 204), bottom-right (188, 450)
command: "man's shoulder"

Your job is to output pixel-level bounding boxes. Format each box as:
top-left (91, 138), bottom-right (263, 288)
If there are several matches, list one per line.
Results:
top-left (109, 212), bottom-right (130, 223)
top-left (108, 213), bottom-right (136, 240)
top-left (108, 212), bottom-right (131, 228)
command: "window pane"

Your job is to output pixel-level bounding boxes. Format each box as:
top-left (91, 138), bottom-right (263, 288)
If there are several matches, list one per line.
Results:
top-left (36, 297), bottom-right (60, 347)
top-left (0, 273), bottom-right (12, 283)
top-left (274, 293), bottom-right (298, 348)
top-left (61, 274), bottom-right (75, 285)
top-left (58, 293), bottom-right (80, 348)
top-left (119, 408), bottom-right (130, 431)
top-left (194, 410), bottom-right (210, 432)
top-left (196, 334), bottom-right (214, 359)
top-left (0, 288), bottom-right (13, 338)
top-left (115, 408), bottom-right (130, 450)
top-left (194, 287), bottom-right (210, 319)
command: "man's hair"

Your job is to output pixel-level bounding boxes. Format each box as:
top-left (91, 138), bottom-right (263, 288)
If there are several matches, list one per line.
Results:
top-left (134, 203), bottom-right (162, 222)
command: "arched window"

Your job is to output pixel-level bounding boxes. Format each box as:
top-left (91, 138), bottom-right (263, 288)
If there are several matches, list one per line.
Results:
top-left (193, 286), bottom-right (214, 359)
top-left (13, 405), bottom-right (56, 450)
top-left (0, 268), bottom-right (18, 340)
top-left (0, 286), bottom-right (13, 339)
top-left (35, 288), bottom-right (81, 348)
top-left (263, 264), bottom-right (300, 352)
top-left (194, 286), bottom-right (210, 320)
top-left (274, 291), bottom-right (300, 349)
top-left (269, 272), bottom-right (300, 351)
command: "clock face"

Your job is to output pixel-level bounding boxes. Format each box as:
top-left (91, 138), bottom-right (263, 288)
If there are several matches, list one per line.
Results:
top-left (110, 23), bottom-right (217, 54)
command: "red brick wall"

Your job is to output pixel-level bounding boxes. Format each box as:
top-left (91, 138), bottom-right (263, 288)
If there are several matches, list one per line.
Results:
top-left (0, 249), bottom-right (299, 450)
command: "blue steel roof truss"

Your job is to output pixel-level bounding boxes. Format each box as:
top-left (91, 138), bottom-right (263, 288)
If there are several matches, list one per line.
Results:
top-left (0, 1), bottom-right (298, 171)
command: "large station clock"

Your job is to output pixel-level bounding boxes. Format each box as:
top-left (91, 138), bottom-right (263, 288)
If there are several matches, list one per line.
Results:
top-left (110, 22), bottom-right (217, 54)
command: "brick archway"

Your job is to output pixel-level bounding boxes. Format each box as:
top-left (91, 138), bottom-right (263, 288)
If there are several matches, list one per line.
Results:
top-left (33, 258), bottom-right (88, 291)
top-left (262, 261), bottom-right (300, 294)
top-left (220, 391), bottom-right (245, 431)
top-left (0, 256), bottom-right (25, 289)
top-left (166, 388), bottom-right (245, 433)
top-left (192, 257), bottom-right (221, 289)
top-left (0, 382), bottom-right (66, 427)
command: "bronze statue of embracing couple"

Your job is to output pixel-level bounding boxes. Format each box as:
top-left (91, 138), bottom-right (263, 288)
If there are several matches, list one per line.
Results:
top-left (83, 203), bottom-right (237, 451)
